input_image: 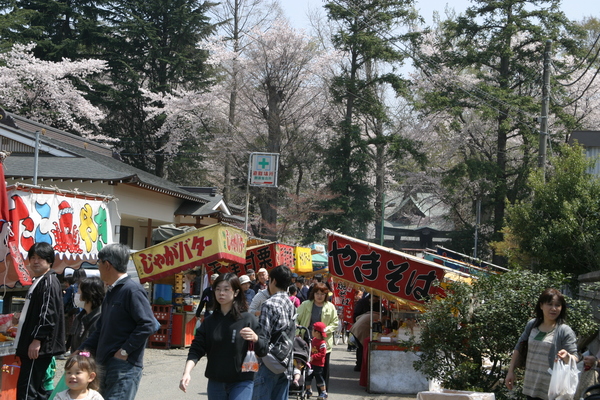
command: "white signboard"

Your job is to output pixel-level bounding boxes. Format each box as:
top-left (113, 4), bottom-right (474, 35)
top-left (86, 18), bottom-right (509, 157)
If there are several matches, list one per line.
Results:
top-left (248, 152), bottom-right (279, 187)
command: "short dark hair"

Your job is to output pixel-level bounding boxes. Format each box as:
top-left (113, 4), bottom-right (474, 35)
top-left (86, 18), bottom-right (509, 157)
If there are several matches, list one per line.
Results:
top-left (269, 265), bottom-right (292, 290)
top-left (98, 243), bottom-right (130, 273)
top-left (535, 288), bottom-right (567, 325)
top-left (28, 242), bottom-right (54, 265)
top-left (79, 276), bottom-right (106, 310)
top-left (314, 274), bottom-right (323, 282)
top-left (212, 273), bottom-right (247, 319)
top-left (296, 276), bottom-right (305, 284)
top-left (288, 285), bottom-right (297, 295)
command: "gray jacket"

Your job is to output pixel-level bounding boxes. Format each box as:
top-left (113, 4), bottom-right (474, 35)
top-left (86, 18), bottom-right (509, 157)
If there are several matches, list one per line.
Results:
top-left (515, 319), bottom-right (578, 369)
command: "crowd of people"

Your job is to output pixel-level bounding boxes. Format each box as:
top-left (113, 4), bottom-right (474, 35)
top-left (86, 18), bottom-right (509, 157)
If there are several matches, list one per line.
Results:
top-left (15, 241), bottom-right (342, 400)
top-left (15, 242), bottom-right (157, 400)
top-left (188, 267), bottom-right (339, 400)
top-left (17, 241), bottom-right (600, 400)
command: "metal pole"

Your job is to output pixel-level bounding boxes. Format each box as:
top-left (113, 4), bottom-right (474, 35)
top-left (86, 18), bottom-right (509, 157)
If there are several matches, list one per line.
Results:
top-left (474, 198), bottom-right (481, 259)
top-left (33, 130), bottom-right (40, 185)
top-left (244, 183), bottom-right (250, 232)
top-left (244, 153), bottom-right (252, 232)
top-left (369, 293), bottom-right (373, 341)
top-left (380, 191), bottom-right (385, 246)
top-left (539, 40), bottom-right (552, 179)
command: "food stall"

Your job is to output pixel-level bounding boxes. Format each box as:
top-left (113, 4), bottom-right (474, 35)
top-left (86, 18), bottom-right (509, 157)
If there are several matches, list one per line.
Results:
top-left (0, 170), bottom-right (116, 398)
top-left (326, 230), bottom-right (473, 395)
top-left (203, 241), bottom-right (296, 276)
top-left (132, 223), bottom-right (249, 349)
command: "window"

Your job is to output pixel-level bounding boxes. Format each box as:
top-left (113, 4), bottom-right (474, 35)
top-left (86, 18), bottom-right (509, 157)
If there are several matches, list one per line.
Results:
top-left (119, 226), bottom-right (134, 247)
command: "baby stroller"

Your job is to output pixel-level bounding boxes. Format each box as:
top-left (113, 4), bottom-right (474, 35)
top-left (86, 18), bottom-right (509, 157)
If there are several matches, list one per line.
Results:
top-left (289, 325), bottom-right (312, 400)
top-left (584, 384), bottom-right (600, 400)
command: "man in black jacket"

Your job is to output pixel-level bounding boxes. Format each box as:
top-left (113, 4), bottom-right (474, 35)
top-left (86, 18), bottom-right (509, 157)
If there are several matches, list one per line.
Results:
top-left (16, 242), bottom-right (65, 400)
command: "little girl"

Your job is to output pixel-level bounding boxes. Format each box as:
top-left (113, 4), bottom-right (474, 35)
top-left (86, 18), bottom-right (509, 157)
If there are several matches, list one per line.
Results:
top-left (55, 352), bottom-right (104, 400)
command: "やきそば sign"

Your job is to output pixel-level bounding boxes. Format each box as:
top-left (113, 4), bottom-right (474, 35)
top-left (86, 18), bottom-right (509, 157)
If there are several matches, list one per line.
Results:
top-left (132, 224), bottom-right (247, 283)
top-left (327, 231), bottom-right (447, 304)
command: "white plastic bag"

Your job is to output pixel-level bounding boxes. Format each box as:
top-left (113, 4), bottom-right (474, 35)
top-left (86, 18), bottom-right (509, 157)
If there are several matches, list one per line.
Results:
top-left (548, 356), bottom-right (579, 400)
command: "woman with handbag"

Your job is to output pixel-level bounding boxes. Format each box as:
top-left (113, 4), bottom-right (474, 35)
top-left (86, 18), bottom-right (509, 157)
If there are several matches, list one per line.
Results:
top-left (180, 273), bottom-right (262, 400)
top-left (296, 282), bottom-right (339, 393)
top-left (505, 288), bottom-right (579, 399)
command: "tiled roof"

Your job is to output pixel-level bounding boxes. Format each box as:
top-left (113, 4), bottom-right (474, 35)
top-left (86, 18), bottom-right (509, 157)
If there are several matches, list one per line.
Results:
top-left (0, 111), bottom-right (218, 204)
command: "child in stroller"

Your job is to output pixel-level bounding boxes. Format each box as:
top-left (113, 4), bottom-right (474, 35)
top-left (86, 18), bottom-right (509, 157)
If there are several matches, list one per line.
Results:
top-left (290, 326), bottom-right (312, 400)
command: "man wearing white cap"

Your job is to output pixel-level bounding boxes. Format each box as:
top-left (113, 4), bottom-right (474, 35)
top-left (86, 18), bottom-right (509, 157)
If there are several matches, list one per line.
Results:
top-left (239, 274), bottom-right (255, 305)
top-left (253, 268), bottom-right (269, 294)
top-left (195, 273), bottom-right (219, 320)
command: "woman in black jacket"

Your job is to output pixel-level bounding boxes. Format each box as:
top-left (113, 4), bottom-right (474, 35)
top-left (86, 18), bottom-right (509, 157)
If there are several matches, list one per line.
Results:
top-left (69, 276), bottom-right (105, 352)
top-left (180, 273), bottom-right (262, 400)
top-left (16, 242), bottom-right (65, 400)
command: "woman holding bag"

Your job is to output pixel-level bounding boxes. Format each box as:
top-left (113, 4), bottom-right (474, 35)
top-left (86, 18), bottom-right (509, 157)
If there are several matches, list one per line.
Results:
top-left (179, 273), bottom-right (262, 400)
top-left (505, 288), bottom-right (578, 399)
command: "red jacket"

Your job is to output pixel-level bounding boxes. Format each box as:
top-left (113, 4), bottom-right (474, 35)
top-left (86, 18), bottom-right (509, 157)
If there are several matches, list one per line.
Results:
top-left (310, 337), bottom-right (327, 367)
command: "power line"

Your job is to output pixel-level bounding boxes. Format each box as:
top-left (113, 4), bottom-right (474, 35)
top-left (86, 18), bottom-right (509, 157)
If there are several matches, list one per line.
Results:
top-left (551, 31), bottom-right (600, 80)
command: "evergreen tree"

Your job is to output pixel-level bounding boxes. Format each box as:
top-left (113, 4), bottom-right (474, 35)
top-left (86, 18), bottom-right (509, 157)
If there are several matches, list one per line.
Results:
top-left (0, 0), bottom-right (111, 60)
top-left (413, 0), bottom-right (586, 263)
top-left (98, 0), bottom-right (216, 178)
top-left (309, 0), bottom-right (419, 241)
top-left (505, 144), bottom-right (600, 275)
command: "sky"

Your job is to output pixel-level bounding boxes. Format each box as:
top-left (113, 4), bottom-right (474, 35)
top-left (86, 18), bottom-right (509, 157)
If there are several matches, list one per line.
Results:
top-left (279, 0), bottom-right (600, 30)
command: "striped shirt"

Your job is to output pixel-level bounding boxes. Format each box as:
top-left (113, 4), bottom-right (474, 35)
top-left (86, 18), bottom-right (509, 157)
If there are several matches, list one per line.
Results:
top-left (523, 327), bottom-right (555, 399)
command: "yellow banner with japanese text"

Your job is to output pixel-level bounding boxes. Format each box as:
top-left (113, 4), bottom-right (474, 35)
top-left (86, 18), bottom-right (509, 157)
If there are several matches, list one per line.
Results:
top-left (132, 223), bottom-right (247, 283)
top-left (295, 246), bottom-right (313, 273)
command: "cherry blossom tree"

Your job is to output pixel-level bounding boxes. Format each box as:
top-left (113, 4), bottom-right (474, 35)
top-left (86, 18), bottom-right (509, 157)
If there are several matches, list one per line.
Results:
top-left (0, 43), bottom-right (106, 136)
top-left (207, 0), bottom-right (281, 202)
top-left (146, 19), bottom-right (339, 240)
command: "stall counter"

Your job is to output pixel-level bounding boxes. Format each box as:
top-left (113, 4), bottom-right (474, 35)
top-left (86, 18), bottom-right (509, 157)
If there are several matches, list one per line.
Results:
top-left (364, 341), bottom-right (429, 394)
top-left (171, 312), bottom-right (196, 347)
top-left (0, 343), bottom-right (19, 400)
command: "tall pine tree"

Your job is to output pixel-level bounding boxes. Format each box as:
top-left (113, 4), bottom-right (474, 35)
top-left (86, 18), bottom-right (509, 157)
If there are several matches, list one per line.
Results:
top-left (98, 0), bottom-right (216, 178)
top-left (308, 0), bottom-right (419, 240)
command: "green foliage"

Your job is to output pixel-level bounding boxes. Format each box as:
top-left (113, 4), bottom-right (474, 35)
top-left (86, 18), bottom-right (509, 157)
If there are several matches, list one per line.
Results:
top-left (96, 0), bottom-right (216, 177)
top-left (417, 270), bottom-right (596, 399)
top-left (0, 0), bottom-right (112, 60)
top-left (414, 0), bottom-right (588, 263)
top-left (309, 0), bottom-right (419, 241)
top-left (506, 144), bottom-right (600, 275)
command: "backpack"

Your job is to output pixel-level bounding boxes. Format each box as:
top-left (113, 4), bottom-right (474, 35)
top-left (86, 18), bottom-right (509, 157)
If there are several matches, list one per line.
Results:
top-left (261, 325), bottom-right (294, 374)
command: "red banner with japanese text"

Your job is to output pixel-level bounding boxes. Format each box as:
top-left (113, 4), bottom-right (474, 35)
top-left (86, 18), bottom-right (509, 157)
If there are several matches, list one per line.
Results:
top-left (203, 242), bottom-right (296, 276)
top-left (332, 280), bottom-right (355, 327)
top-left (327, 231), bottom-right (447, 304)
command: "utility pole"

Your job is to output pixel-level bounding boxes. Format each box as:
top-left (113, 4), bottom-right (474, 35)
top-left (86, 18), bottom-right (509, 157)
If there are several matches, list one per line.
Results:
top-left (538, 40), bottom-right (552, 180)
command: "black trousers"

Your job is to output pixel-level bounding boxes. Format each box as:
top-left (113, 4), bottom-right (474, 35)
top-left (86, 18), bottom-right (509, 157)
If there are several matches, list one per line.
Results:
top-left (17, 355), bottom-right (53, 400)
top-left (323, 352), bottom-right (331, 388)
top-left (353, 334), bottom-right (364, 369)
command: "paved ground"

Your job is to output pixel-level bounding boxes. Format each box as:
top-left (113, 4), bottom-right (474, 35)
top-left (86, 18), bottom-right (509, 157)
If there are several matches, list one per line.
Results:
top-left (54, 342), bottom-right (419, 399)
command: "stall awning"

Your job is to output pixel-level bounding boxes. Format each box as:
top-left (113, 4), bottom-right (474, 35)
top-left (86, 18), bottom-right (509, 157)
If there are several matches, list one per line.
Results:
top-left (311, 253), bottom-right (328, 271)
top-left (204, 242), bottom-right (295, 276)
top-left (326, 230), bottom-right (472, 306)
top-left (132, 223), bottom-right (248, 283)
top-left (1, 183), bottom-right (116, 288)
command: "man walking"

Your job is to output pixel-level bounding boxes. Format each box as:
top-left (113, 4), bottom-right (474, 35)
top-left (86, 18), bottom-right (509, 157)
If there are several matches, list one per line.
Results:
top-left (80, 243), bottom-right (156, 400)
top-left (252, 265), bottom-right (295, 400)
